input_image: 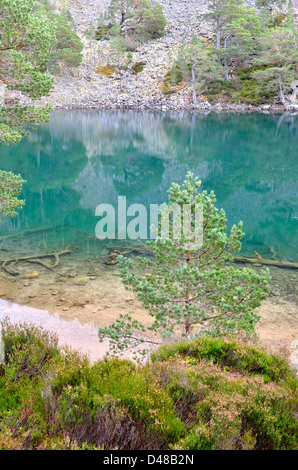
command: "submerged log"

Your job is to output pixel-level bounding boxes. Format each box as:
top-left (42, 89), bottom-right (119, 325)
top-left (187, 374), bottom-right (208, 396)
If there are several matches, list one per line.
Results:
top-left (231, 251), bottom-right (298, 269)
top-left (0, 225), bottom-right (66, 242)
top-left (0, 249), bottom-right (71, 275)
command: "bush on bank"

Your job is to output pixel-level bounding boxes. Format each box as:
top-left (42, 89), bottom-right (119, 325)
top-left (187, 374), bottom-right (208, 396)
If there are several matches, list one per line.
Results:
top-left (0, 320), bottom-right (297, 450)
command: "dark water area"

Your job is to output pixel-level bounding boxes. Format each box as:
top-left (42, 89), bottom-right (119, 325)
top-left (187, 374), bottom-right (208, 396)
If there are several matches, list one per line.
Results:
top-left (0, 110), bottom-right (297, 262)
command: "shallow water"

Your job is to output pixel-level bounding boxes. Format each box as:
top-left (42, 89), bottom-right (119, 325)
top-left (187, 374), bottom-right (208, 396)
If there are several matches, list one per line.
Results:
top-left (0, 110), bottom-right (297, 361)
top-left (0, 110), bottom-right (297, 262)
top-left (0, 298), bottom-right (109, 363)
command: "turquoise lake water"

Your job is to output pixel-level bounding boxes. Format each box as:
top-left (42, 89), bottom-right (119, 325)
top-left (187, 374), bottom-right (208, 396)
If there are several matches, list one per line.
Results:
top-left (0, 110), bottom-right (297, 262)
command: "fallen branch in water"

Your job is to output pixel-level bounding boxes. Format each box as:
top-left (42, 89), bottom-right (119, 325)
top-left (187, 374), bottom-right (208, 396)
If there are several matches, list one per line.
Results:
top-left (27, 258), bottom-right (53, 270)
top-left (231, 251), bottom-right (298, 269)
top-left (0, 250), bottom-right (72, 275)
top-left (0, 225), bottom-right (66, 242)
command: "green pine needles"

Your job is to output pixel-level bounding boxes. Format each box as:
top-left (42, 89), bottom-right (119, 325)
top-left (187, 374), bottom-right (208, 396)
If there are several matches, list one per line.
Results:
top-left (0, 170), bottom-right (25, 221)
top-left (98, 173), bottom-right (270, 358)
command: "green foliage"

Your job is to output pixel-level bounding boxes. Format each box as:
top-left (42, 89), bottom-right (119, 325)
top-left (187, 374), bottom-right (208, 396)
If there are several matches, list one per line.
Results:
top-left (131, 61), bottom-right (147, 75)
top-left (0, 100), bottom-right (53, 146)
top-left (0, 1), bottom-right (62, 220)
top-left (108, 23), bottom-right (128, 68)
top-left (201, 0), bottom-right (261, 80)
top-left (171, 37), bottom-right (222, 103)
top-left (47, 15), bottom-right (83, 74)
top-left (33, 0), bottom-right (83, 75)
top-left (0, 1), bottom-right (83, 222)
top-left (0, 321), bottom-right (184, 450)
top-left (205, 65), bottom-right (278, 105)
top-left (255, 0), bottom-right (287, 26)
top-left (98, 173), bottom-right (270, 357)
top-left (272, 12), bottom-right (287, 27)
top-left (239, 79), bottom-right (275, 105)
top-left (0, 0), bottom-right (55, 145)
top-left (96, 0), bottom-right (166, 44)
top-left (95, 23), bottom-right (111, 40)
top-left (151, 336), bottom-right (295, 383)
top-left (0, 170), bottom-right (25, 220)
top-left (0, 319), bottom-right (60, 380)
top-left (189, 0), bottom-right (297, 103)
top-left (0, 322), bottom-right (296, 450)
top-left (220, 9), bottom-right (260, 80)
top-left (252, 26), bottom-right (298, 103)
top-left (84, 21), bottom-right (98, 40)
top-left (165, 64), bottom-right (184, 87)
top-left (152, 339), bottom-right (297, 450)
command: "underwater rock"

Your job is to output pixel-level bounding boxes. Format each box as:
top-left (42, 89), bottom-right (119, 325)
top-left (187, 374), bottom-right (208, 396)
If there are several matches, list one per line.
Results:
top-left (23, 271), bottom-right (39, 279)
top-left (105, 250), bottom-right (121, 265)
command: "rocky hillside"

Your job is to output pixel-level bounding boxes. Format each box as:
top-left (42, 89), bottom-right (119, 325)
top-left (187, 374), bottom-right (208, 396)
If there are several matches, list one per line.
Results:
top-left (33, 0), bottom-right (296, 111)
top-left (41, 0), bottom-right (215, 110)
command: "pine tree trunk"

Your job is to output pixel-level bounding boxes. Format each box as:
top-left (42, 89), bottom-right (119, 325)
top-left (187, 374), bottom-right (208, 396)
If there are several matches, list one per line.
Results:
top-left (224, 37), bottom-right (229, 81)
top-left (191, 64), bottom-right (197, 105)
top-left (0, 83), bottom-right (6, 105)
top-left (278, 74), bottom-right (287, 105)
top-left (184, 289), bottom-right (191, 336)
top-left (185, 251), bottom-right (191, 336)
top-left (269, 7), bottom-right (274, 25)
top-left (216, 18), bottom-right (221, 64)
top-left (217, 28), bottom-right (220, 50)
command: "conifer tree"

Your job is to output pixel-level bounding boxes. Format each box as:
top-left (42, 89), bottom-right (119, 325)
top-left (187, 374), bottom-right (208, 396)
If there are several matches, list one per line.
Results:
top-left (0, 0), bottom-right (54, 145)
top-left (200, 0), bottom-right (244, 52)
top-left (0, 0), bottom-right (55, 220)
top-left (96, 0), bottom-right (166, 43)
top-left (98, 173), bottom-right (270, 358)
top-left (33, 1), bottom-right (83, 75)
top-left (221, 10), bottom-right (260, 80)
top-left (200, 0), bottom-right (260, 80)
top-left (255, 0), bottom-right (287, 26)
top-left (0, 170), bottom-right (25, 221)
top-left (175, 37), bottom-right (222, 104)
top-left (253, 25), bottom-right (298, 104)
top-left (109, 23), bottom-right (128, 70)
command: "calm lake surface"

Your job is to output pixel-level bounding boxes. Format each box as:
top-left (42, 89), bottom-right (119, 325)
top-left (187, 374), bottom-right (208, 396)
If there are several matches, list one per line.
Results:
top-left (0, 110), bottom-right (297, 262)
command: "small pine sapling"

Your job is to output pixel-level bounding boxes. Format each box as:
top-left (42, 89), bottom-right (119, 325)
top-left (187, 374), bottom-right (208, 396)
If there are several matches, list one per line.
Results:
top-left (98, 173), bottom-right (270, 358)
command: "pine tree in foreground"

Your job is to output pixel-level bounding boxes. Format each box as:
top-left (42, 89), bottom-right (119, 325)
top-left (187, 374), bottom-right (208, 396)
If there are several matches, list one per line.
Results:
top-left (98, 173), bottom-right (270, 358)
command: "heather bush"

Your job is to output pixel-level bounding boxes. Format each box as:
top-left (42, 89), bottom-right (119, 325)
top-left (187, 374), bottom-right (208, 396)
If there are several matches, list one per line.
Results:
top-left (49, 359), bottom-right (185, 449)
top-left (0, 319), bottom-right (60, 380)
top-left (154, 336), bottom-right (297, 449)
top-left (0, 322), bottom-right (296, 450)
top-left (156, 359), bottom-right (297, 449)
top-left (151, 335), bottom-right (294, 383)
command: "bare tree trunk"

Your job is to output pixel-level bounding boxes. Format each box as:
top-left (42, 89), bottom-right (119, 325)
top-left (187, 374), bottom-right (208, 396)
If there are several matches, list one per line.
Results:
top-left (223, 37), bottom-right (229, 81)
top-left (191, 63), bottom-right (197, 105)
top-left (216, 18), bottom-right (221, 64)
top-left (278, 74), bottom-right (287, 106)
top-left (269, 6), bottom-right (274, 25)
top-left (216, 18), bottom-right (220, 49)
top-left (0, 83), bottom-right (6, 105)
top-left (185, 250), bottom-right (191, 336)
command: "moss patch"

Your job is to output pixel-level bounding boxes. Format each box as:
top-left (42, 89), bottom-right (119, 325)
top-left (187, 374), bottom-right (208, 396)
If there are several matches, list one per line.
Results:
top-left (131, 61), bottom-right (146, 75)
top-left (96, 64), bottom-right (118, 76)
